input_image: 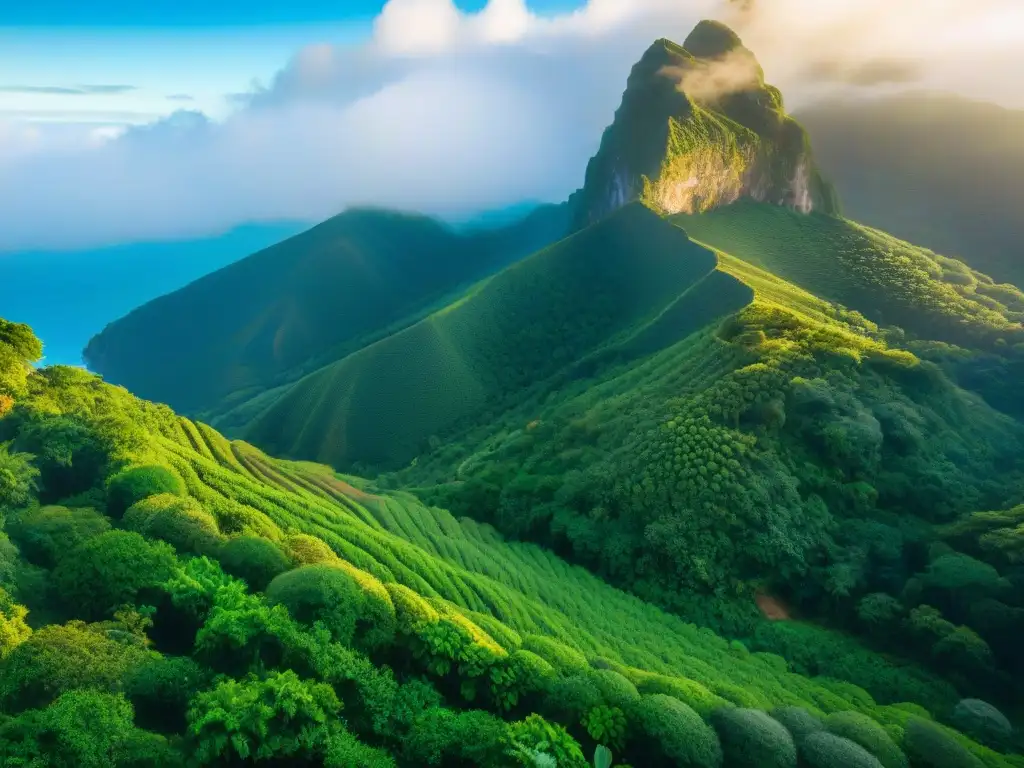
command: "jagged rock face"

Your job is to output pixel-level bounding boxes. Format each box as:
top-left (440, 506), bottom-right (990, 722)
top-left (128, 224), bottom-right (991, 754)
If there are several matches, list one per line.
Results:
top-left (572, 21), bottom-right (838, 228)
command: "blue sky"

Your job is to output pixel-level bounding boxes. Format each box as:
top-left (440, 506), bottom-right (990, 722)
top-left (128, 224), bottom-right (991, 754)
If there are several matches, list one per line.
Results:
top-left (0, 0), bottom-right (1020, 251)
top-left (0, 2), bottom-right (580, 123)
top-left (0, 0), bottom-right (574, 27)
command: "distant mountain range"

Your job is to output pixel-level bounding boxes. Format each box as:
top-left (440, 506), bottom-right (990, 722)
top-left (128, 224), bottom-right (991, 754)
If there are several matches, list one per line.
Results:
top-left (796, 93), bottom-right (1024, 289)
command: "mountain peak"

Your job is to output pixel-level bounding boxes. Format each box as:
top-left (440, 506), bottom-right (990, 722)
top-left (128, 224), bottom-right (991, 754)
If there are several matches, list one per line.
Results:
top-left (682, 19), bottom-right (745, 59)
top-left (571, 21), bottom-right (838, 228)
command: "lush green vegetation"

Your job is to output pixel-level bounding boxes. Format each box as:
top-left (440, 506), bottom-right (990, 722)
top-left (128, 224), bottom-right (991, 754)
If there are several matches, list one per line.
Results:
top-left (4, 317), bottom-right (1021, 765)
top-left (674, 201), bottom-right (1024, 351)
top-left (84, 203), bottom-right (570, 417)
top-left (796, 94), bottom-right (1024, 290)
top-left (13, 19), bottom-right (1024, 767)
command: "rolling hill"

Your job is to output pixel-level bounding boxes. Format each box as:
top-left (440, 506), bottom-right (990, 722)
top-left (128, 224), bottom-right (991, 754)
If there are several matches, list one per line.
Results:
top-left (796, 93), bottom-right (1024, 289)
top-left (84, 203), bottom-right (570, 416)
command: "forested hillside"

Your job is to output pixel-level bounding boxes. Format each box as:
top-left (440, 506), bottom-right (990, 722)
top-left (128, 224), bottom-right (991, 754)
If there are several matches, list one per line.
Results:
top-left (3, 316), bottom-right (1023, 766)
top-left (796, 94), bottom-right (1024, 289)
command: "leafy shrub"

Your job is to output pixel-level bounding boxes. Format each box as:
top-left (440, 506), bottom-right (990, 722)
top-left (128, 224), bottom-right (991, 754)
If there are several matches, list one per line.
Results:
top-left (124, 493), bottom-right (221, 555)
top-left (217, 535), bottom-right (291, 591)
top-left (187, 670), bottom-right (341, 764)
top-left (404, 707), bottom-right (515, 767)
top-left (824, 711), bottom-right (907, 768)
top-left (193, 587), bottom-right (304, 677)
top-left (207, 497), bottom-right (282, 539)
top-left (115, 728), bottom-right (184, 767)
top-left (636, 673), bottom-right (729, 717)
top-left (285, 533), bottom-right (337, 564)
top-left (52, 530), bottom-right (177, 621)
top-left (0, 586), bottom-right (30, 659)
top-left (0, 442), bottom-right (39, 509)
top-left (7, 505), bottom-right (111, 569)
top-left (710, 707), bottom-right (797, 768)
top-left (161, 556), bottom-right (238, 624)
top-left (770, 706), bottom-right (825, 744)
top-left (0, 689), bottom-right (171, 768)
top-left (0, 621), bottom-right (151, 711)
top-left (510, 713), bottom-right (588, 768)
top-left (325, 727), bottom-right (397, 768)
top-left (583, 705), bottom-right (627, 751)
top-left (545, 674), bottom-right (604, 722)
top-left (124, 654), bottom-right (208, 733)
top-left (106, 465), bottom-right (184, 519)
top-left (500, 650), bottom-right (556, 712)
top-left (266, 563), bottom-right (396, 649)
top-left (949, 699), bottom-right (1012, 750)
top-left (521, 634), bottom-right (589, 675)
top-left (635, 693), bottom-right (723, 768)
top-left (800, 732), bottom-right (885, 768)
top-left (588, 669), bottom-right (640, 713)
top-left (902, 718), bottom-right (984, 768)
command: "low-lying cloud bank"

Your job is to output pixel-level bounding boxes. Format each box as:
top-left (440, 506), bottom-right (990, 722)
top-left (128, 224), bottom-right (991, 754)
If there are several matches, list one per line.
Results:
top-left (2, 0), bottom-right (1021, 251)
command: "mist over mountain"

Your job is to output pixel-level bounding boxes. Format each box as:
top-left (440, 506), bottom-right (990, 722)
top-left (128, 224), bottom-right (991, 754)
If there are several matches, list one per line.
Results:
top-left (573, 20), bottom-right (837, 228)
top-left (797, 93), bottom-right (1024, 288)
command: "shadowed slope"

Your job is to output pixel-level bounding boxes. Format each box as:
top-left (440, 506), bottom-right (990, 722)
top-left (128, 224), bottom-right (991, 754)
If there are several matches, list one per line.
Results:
top-left (84, 204), bottom-right (570, 415)
top-left (247, 204), bottom-right (752, 468)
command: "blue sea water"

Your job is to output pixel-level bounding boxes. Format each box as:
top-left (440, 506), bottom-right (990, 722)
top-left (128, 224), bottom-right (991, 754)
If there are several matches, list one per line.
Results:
top-left (0, 223), bottom-right (303, 367)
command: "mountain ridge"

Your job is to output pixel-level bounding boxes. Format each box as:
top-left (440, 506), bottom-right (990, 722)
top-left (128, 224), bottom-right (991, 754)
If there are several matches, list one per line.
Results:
top-left (84, 202), bottom-right (571, 415)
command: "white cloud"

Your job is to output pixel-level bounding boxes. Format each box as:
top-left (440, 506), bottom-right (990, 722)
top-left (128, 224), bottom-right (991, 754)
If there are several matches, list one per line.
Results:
top-left (1, 0), bottom-right (1021, 251)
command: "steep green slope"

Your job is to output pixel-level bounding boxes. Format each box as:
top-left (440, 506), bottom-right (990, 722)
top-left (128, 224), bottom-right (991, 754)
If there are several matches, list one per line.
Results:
top-left (674, 201), bottom-right (1024, 350)
top-left (573, 21), bottom-right (837, 228)
top-left (796, 93), bottom-right (1024, 289)
top-left (2, 320), bottom-right (1022, 766)
top-left (248, 204), bottom-right (753, 468)
top-left (674, 201), bottom-right (1024, 418)
top-left (84, 203), bottom-right (570, 416)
